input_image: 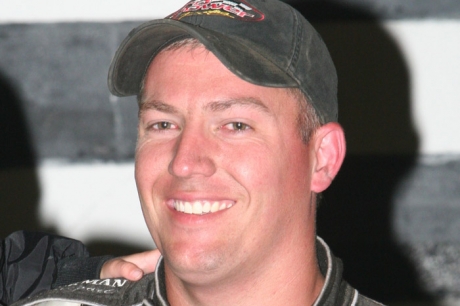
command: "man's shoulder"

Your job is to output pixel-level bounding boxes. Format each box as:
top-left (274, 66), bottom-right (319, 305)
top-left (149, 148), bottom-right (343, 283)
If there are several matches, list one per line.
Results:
top-left (10, 274), bottom-right (161, 306)
top-left (10, 257), bottom-right (169, 306)
top-left (315, 237), bottom-right (384, 306)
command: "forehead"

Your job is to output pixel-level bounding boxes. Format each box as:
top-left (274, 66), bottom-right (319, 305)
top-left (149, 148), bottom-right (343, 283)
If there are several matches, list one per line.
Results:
top-left (141, 46), bottom-right (299, 116)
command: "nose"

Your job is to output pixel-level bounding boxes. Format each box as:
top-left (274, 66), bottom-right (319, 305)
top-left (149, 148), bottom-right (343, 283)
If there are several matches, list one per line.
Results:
top-left (168, 127), bottom-right (217, 178)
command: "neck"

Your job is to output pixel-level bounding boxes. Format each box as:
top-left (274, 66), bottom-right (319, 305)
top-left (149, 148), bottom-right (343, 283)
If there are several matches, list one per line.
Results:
top-left (165, 235), bottom-right (324, 306)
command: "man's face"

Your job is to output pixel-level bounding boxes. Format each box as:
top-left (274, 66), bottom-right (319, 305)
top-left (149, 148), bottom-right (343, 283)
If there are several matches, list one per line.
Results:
top-left (135, 46), bottom-right (317, 284)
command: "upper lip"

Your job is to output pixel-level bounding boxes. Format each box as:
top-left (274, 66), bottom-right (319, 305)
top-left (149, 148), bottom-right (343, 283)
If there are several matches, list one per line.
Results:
top-left (165, 190), bottom-right (236, 203)
top-left (164, 190), bottom-right (237, 215)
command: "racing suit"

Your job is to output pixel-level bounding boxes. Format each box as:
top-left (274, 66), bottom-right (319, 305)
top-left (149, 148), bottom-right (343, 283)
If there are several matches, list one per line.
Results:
top-left (11, 237), bottom-right (384, 306)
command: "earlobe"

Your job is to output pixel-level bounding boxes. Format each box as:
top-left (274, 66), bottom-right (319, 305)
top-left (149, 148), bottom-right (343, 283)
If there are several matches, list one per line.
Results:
top-left (310, 123), bottom-right (346, 193)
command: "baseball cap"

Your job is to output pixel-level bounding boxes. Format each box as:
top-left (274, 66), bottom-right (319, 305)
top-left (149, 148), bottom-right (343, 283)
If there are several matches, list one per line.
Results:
top-left (108, 0), bottom-right (338, 123)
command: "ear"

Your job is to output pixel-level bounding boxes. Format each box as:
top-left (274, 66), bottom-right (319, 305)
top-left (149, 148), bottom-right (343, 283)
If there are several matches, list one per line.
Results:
top-left (310, 122), bottom-right (346, 193)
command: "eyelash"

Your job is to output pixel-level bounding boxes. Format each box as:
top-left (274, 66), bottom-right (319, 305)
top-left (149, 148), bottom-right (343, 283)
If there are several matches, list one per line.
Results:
top-left (148, 121), bottom-right (178, 131)
top-left (223, 122), bottom-right (251, 132)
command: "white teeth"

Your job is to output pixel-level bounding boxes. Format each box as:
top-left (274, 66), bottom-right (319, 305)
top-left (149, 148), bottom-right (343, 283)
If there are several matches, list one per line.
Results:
top-left (174, 200), bottom-right (234, 215)
top-left (184, 202), bottom-right (192, 214)
top-left (202, 201), bottom-right (211, 213)
top-left (211, 201), bottom-right (219, 213)
top-left (192, 201), bottom-right (202, 214)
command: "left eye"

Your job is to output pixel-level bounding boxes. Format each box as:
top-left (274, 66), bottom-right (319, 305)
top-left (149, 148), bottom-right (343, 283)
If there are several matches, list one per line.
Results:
top-left (225, 122), bottom-right (251, 131)
top-left (152, 122), bottom-right (175, 130)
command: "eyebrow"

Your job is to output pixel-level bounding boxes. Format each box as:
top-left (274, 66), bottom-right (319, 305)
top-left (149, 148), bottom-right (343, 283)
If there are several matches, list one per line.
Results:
top-left (139, 100), bottom-right (180, 116)
top-left (205, 97), bottom-right (271, 114)
top-left (139, 97), bottom-right (272, 116)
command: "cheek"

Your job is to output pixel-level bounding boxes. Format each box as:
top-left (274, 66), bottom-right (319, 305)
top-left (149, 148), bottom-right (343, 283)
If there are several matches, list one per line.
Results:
top-left (235, 139), bottom-right (311, 203)
top-left (135, 144), bottom-right (170, 243)
top-left (135, 142), bottom-right (169, 198)
top-left (135, 151), bottom-right (153, 193)
top-left (226, 145), bottom-right (286, 196)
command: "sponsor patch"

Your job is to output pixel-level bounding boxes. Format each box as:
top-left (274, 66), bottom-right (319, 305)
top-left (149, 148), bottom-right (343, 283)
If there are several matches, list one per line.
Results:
top-left (59, 279), bottom-right (128, 294)
top-left (167, 0), bottom-right (264, 21)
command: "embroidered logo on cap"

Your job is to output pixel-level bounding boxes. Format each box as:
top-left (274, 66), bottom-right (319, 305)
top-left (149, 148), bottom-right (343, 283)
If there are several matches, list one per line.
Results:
top-left (167, 0), bottom-right (264, 21)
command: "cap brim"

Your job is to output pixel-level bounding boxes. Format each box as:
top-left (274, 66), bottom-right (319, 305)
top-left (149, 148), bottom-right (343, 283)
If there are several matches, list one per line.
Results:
top-left (108, 19), bottom-right (297, 97)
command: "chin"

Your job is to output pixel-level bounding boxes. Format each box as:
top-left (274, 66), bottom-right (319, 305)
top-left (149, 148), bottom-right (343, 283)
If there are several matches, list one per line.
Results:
top-left (165, 243), bottom-right (227, 277)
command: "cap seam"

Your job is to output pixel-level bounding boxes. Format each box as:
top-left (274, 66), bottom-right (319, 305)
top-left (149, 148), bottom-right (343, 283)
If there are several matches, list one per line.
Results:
top-left (286, 6), bottom-right (302, 86)
top-left (286, 8), bottom-right (320, 121)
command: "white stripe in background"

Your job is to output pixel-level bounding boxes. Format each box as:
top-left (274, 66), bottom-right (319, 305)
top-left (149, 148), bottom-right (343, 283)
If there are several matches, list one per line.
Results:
top-left (37, 161), bottom-right (154, 248)
top-left (384, 20), bottom-right (460, 154)
top-left (0, 0), bottom-right (186, 23)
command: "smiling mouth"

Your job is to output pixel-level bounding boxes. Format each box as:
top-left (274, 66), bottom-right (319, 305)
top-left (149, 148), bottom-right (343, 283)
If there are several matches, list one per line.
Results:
top-left (173, 200), bottom-right (234, 215)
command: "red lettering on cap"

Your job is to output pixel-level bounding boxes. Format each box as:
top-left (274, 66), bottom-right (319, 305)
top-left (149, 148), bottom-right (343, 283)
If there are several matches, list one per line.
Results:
top-left (167, 0), bottom-right (265, 22)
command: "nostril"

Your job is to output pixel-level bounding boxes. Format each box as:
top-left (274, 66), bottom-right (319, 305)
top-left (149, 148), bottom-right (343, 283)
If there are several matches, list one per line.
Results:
top-left (169, 157), bottom-right (191, 177)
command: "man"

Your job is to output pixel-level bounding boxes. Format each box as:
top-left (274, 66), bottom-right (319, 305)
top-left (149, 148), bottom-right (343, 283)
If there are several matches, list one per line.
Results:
top-left (13, 0), bottom-right (382, 305)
